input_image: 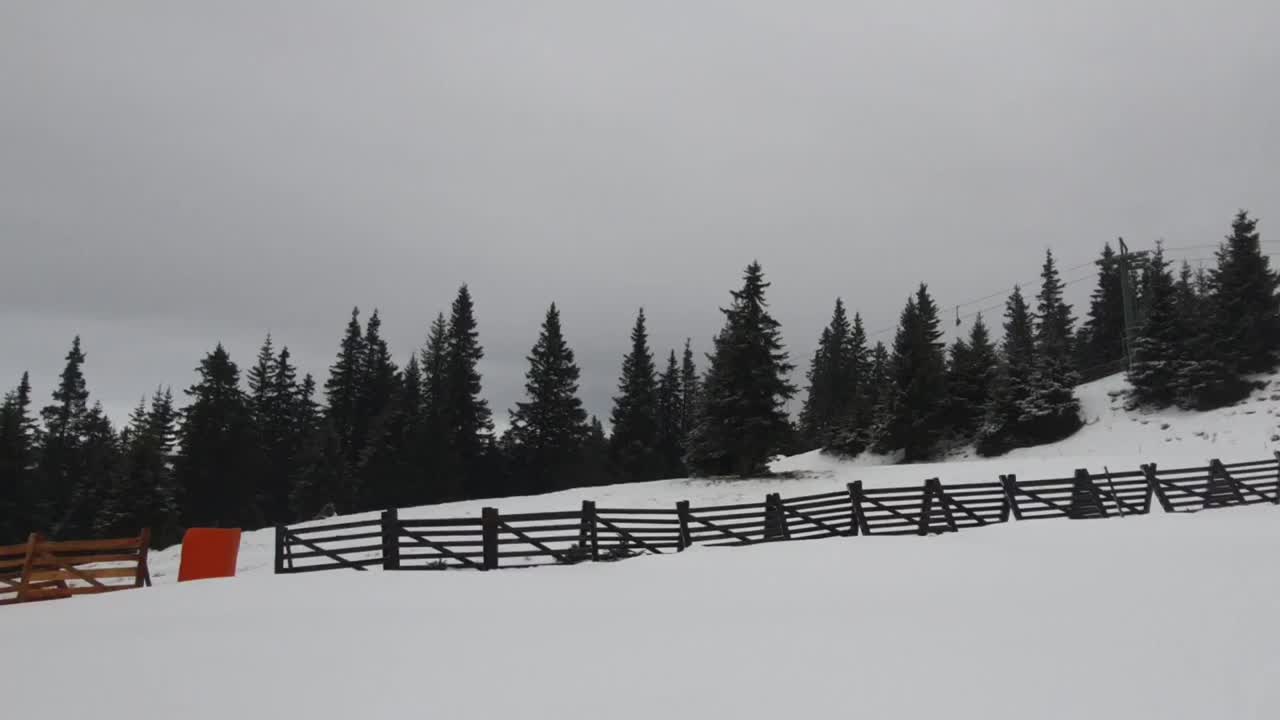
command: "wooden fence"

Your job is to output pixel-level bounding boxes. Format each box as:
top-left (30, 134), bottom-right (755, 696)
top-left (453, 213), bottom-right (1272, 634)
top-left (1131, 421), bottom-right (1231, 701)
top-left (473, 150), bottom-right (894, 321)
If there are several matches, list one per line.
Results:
top-left (275, 453), bottom-right (1280, 574)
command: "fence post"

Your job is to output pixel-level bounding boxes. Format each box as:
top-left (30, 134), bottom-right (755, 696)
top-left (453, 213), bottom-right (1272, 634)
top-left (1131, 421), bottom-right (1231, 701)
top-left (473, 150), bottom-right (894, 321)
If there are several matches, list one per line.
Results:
top-left (926, 478), bottom-right (957, 532)
top-left (847, 481), bottom-right (870, 536)
top-left (273, 525), bottom-right (286, 574)
top-left (1208, 458), bottom-right (1245, 507)
top-left (763, 493), bottom-right (788, 541)
top-left (1273, 451), bottom-right (1280, 504)
top-left (580, 500), bottom-right (599, 560)
top-left (482, 507), bottom-right (499, 570)
top-left (381, 509), bottom-right (401, 571)
top-left (676, 500), bottom-right (692, 550)
top-left (1000, 474), bottom-right (1023, 521)
top-left (1142, 463), bottom-right (1175, 513)
top-left (917, 481), bottom-right (935, 535)
top-left (1069, 468), bottom-right (1107, 518)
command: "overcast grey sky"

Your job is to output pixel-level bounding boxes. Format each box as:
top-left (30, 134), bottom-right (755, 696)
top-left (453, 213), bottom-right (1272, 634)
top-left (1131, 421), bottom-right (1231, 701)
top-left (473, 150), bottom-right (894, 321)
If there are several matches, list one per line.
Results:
top-left (2, 1), bottom-right (1278, 428)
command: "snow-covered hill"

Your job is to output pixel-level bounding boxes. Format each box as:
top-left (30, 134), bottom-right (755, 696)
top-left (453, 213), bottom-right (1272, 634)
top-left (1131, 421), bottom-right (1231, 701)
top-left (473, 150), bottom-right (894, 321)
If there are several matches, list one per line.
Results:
top-left (6, 372), bottom-right (1280, 720)
top-left (139, 370), bottom-right (1280, 582)
top-left (6, 504), bottom-right (1280, 719)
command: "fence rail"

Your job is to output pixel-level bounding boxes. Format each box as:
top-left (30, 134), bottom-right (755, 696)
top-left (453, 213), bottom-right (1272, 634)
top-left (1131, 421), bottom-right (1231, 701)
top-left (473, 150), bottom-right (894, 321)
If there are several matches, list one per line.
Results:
top-left (275, 453), bottom-right (1280, 575)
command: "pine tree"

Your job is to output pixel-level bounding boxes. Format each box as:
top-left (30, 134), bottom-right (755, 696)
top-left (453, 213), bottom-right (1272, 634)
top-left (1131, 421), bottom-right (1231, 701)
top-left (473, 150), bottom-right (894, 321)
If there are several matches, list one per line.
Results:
top-left (678, 340), bottom-right (700, 451)
top-left (0, 373), bottom-right (36, 543)
top-left (377, 354), bottom-right (427, 508)
top-left (1171, 261), bottom-right (1223, 408)
top-left (247, 334), bottom-right (277, 417)
top-left (687, 262), bottom-right (796, 477)
top-left (414, 313), bottom-right (451, 505)
top-left (97, 389), bottom-right (181, 545)
top-left (875, 284), bottom-right (948, 462)
top-left (250, 342), bottom-right (307, 525)
top-left (400, 354), bottom-right (423, 423)
top-left (442, 285), bottom-right (493, 499)
top-left (1210, 211), bottom-right (1280, 374)
top-left (37, 337), bottom-right (91, 535)
top-left (580, 416), bottom-right (613, 487)
top-left (610, 309), bottom-right (661, 482)
top-left (946, 314), bottom-right (997, 439)
top-left (358, 310), bottom-right (399, 434)
top-left (354, 310), bottom-right (403, 511)
top-left (843, 312), bottom-right (871, 437)
top-left (1127, 244), bottom-right (1183, 407)
top-left (507, 304), bottom-right (591, 494)
top-left (1025, 249), bottom-right (1082, 441)
top-left (176, 344), bottom-right (259, 528)
top-left (655, 350), bottom-right (685, 478)
top-left (62, 402), bottom-right (120, 537)
top-left (288, 373), bottom-right (345, 522)
top-left (1077, 242), bottom-right (1127, 374)
top-left (865, 341), bottom-right (891, 415)
top-left (800, 326), bottom-right (835, 449)
top-left (977, 287), bottom-right (1036, 456)
top-left (323, 308), bottom-right (366, 506)
top-left (799, 299), bottom-right (860, 450)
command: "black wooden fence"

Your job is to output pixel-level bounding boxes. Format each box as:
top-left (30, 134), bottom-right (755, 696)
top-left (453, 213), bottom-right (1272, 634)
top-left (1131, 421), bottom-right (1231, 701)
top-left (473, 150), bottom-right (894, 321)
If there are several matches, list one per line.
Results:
top-left (274, 453), bottom-right (1280, 574)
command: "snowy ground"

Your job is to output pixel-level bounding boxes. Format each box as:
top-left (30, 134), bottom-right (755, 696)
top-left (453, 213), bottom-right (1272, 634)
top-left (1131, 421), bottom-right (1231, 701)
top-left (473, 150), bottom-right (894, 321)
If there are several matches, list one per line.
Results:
top-left (4, 504), bottom-right (1279, 719)
top-left (139, 371), bottom-right (1280, 581)
top-left (5, 373), bottom-right (1280, 718)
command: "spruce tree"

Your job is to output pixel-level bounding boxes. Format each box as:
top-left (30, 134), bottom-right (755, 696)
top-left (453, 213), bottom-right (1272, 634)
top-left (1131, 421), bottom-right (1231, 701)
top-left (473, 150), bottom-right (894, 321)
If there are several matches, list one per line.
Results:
top-left (1077, 242), bottom-right (1127, 374)
top-left (678, 340), bottom-right (700, 450)
top-left (0, 373), bottom-right (36, 543)
top-left (354, 310), bottom-right (403, 511)
top-left (1025, 249), bottom-right (1082, 441)
top-left (875, 284), bottom-right (948, 462)
top-left (358, 310), bottom-right (399, 434)
top-left (323, 308), bottom-right (366, 502)
top-left (247, 334), bottom-right (277, 418)
top-left (799, 299), bottom-right (859, 450)
top-left (1210, 211), bottom-right (1280, 374)
top-left (865, 341), bottom-right (891, 422)
top-left (63, 402), bottom-right (120, 537)
top-left (250, 342), bottom-right (307, 525)
top-left (610, 309), bottom-right (661, 482)
top-left (1170, 262), bottom-right (1212, 407)
top-left (37, 337), bottom-right (91, 534)
top-left (655, 350), bottom-right (685, 478)
top-left (507, 304), bottom-right (590, 494)
top-left (1127, 245), bottom-right (1183, 407)
top-left (687, 262), bottom-right (796, 477)
top-left (96, 399), bottom-right (149, 538)
top-left (98, 389), bottom-right (181, 545)
top-left (247, 336), bottom-right (281, 522)
top-left (442, 285), bottom-right (493, 498)
top-left (289, 373), bottom-right (348, 522)
top-left (176, 344), bottom-right (259, 528)
top-left (946, 314), bottom-right (997, 439)
top-left (977, 287), bottom-right (1036, 456)
top-left (415, 313), bottom-right (451, 504)
top-left (580, 416), bottom-right (613, 487)
top-left (844, 312), bottom-right (872, 438)
top-left (800, 325), bottom-right (835, 449)
top-left (829, 321), bottom-right (877, 457)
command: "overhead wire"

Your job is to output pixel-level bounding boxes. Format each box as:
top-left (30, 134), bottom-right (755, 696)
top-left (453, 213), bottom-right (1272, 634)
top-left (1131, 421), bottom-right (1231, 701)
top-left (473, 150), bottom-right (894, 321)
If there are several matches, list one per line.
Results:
top-left (859, 241), bottom-right (1276, 341)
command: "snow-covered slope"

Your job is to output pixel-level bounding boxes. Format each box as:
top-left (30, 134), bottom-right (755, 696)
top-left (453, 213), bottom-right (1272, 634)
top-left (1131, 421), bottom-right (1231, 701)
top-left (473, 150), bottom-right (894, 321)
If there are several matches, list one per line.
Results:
top-left (7, 373), bottom-right (1280, 719)
top-left (5, 505), bottom-right (1280, 719)
top-left (137, 370), bottom-right (1280, 582)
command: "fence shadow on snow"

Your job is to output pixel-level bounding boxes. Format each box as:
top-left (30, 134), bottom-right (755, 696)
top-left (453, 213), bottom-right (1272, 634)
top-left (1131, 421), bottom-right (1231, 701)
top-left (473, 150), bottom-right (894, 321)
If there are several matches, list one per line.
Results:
top-left (274, 453), bottom-right (1280, 574)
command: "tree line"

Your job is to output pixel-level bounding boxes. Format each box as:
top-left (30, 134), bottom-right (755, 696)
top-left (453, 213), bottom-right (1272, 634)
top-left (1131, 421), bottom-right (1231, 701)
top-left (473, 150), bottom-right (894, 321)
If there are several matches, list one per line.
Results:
top-left (1, 212), bottom-right (1276, 546)
top-left (0, 282), bottom-right (716, 546)
top-left (797, 210), bottom-right (1280, 460)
